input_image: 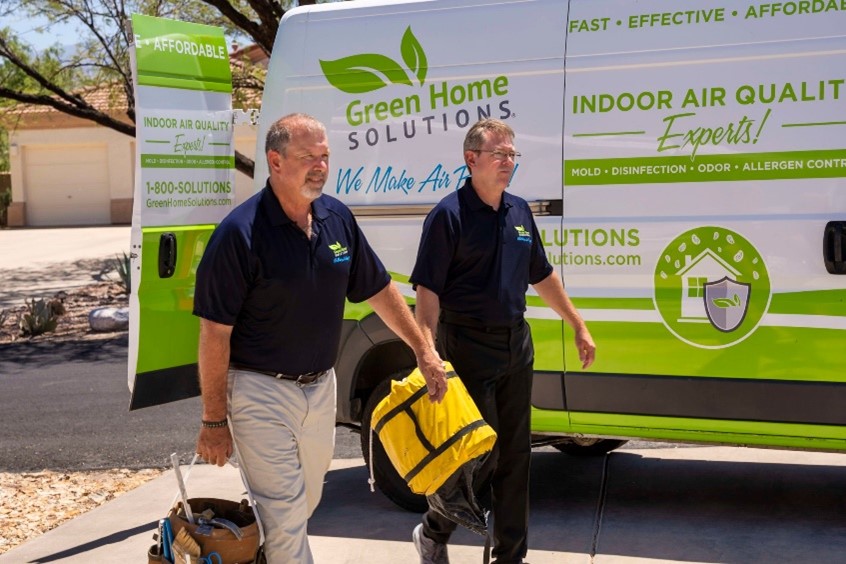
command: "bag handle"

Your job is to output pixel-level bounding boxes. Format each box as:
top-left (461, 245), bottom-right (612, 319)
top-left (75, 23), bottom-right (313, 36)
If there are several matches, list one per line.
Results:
top-left (168, 422), bottom-right (266, 548)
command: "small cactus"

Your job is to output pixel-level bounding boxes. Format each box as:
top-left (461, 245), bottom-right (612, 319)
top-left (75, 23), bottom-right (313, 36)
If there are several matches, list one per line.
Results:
top-left (18, 298), bottom-right (61, 337)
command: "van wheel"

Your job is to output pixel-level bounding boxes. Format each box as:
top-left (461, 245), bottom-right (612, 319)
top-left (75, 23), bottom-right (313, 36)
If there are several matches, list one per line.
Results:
top-left (553, 438), bottom-right (627, 456)
top-left (360, 375), bottom-right (428, 513)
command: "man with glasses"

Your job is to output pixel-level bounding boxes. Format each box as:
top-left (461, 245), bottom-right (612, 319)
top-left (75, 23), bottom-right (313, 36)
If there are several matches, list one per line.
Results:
top-left (410, 118), bottom-right (596, 564)
top-left (193, 113), bottom-right (448, 563)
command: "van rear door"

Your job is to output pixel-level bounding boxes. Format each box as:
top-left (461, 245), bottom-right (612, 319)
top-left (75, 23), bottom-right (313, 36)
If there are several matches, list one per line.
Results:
top-left (127, 15), bottom-right (235, 409)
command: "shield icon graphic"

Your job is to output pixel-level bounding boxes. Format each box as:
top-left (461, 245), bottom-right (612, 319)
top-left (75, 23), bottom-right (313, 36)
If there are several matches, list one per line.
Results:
top-left (703, 277), bottom-right (751, 332)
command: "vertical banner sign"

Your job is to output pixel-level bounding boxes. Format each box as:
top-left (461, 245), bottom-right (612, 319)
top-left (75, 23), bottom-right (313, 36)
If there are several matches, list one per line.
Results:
top-left (128, 14), bottom-right (233, 406)
top-left (132, 14), bottom-right (234, 226)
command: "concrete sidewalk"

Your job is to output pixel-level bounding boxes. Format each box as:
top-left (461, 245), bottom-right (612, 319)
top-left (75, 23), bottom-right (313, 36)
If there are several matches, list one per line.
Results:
top-left (3, 445), bottom-right (846, 563)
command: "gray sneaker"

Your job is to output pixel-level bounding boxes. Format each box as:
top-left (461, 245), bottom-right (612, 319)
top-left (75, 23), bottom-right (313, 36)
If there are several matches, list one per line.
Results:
top-left (412, 523), bottom-right (449, 564)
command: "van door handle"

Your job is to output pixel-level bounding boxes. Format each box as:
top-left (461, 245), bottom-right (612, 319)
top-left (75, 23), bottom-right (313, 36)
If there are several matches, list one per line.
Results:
top-left (823, 221), bottom-right (846, 274)
top-left (158, 232), bottom-right (177, 278)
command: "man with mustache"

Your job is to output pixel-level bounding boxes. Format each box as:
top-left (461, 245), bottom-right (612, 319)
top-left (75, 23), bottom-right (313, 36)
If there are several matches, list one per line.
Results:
top-left (410, 118), bottom-right (596, 564)
top-left (193, 113), bottom-right (447, 563)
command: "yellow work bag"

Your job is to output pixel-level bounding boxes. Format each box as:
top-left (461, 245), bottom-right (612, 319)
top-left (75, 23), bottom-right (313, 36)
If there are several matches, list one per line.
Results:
top-left (369, 363), bottom-right (497, 495)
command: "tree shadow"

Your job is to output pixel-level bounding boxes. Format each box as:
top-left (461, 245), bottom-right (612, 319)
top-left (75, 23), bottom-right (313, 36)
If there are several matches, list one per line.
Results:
top-left (0, 257), bottom-right (117, 309)
top-left (0, 334), bottom-right (129, 372)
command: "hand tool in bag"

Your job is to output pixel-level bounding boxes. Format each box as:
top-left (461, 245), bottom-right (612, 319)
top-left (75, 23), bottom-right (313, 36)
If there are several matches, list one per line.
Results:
top-left (171, 453), bottom-right (195, 524)
top-left (200, 552), bottom-right (223, 564)
top-left (161, 518), bottom-right (175, 563)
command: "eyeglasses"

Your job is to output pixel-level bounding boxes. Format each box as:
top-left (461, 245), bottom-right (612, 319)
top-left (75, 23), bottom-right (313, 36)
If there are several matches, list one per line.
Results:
top-left (472, 149), bottom-right (521, 161)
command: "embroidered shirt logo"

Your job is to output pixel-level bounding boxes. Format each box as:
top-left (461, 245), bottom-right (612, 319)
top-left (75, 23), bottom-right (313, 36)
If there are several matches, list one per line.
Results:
top-left (329, 241), bottom-right (351, 263)
top-left (515, 225), bottom-right (532, 243)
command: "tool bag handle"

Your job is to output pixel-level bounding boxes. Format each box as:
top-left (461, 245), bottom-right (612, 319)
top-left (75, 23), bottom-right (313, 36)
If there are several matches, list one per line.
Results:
top-left (169, 419), bottom-right (266, 547)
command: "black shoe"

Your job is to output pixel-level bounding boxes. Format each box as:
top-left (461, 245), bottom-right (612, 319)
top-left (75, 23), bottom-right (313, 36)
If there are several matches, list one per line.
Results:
top-left (412, 523), bottom-right (449, 564)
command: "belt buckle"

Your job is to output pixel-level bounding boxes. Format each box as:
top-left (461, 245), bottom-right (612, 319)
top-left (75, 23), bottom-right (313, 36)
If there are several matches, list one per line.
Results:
top-left (295, 371), bottom-right (322, 387)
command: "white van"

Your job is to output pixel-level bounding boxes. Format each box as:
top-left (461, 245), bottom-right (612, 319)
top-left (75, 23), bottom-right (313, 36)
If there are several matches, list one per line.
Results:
top-left (130, 0), bottom-right (846, 511)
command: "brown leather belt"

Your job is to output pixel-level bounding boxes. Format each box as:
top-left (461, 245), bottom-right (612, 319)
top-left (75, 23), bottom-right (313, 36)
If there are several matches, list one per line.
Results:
top-left (230, 363), bottom-right (327, 385)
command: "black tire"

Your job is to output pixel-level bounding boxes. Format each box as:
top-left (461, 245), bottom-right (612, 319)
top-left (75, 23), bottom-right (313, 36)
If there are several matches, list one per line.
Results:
top-left (552, 438), bottom-right (627, 456)
top-left (360, 374), bottom-right (428, 513)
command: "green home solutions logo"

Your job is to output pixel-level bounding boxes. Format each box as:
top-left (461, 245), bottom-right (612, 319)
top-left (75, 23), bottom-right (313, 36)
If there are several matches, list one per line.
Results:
top-left (329, 241), bottom-right (350, 263)
top-left (319, 27), bottom-right (512, 150)
top-left (653, 226), bottom-right (771, 348)
top-left (320, 27), bottom-right (428, 94)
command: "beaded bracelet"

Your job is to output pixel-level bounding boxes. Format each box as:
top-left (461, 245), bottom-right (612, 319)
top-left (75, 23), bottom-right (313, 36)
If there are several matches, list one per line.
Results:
top-left (201, 419), bottom-right (228, 428)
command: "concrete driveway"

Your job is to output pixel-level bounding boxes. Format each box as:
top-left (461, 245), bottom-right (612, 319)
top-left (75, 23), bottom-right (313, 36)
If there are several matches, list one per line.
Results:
top-left (2, 446), bottom-right (846, 563)
top-left (0, 226), bottom-right (130, 309)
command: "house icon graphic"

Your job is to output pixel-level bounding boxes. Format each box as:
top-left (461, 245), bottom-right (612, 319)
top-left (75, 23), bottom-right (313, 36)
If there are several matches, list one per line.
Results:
top-left (675, 249), bottom-right (741, 322)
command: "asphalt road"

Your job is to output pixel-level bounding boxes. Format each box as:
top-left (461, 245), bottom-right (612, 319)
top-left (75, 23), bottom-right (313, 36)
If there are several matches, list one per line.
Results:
top-left (0, 334), bottom-right (679, 473)
top-left (0, 336), bottom-right (363, 472)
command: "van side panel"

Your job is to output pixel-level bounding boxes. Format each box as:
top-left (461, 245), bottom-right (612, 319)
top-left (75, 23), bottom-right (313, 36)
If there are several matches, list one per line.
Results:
top-left (556, 0), bottom-right (846, 447)
top-left (261, 0), bottom-right (846, 450)
top-left (261, 0), bottom-right (571, 422)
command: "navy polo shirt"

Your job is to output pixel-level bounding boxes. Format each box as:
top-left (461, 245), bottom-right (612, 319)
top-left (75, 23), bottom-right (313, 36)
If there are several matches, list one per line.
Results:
top-left (410, 179), bottom-right (553, 326)
top-left (193, 184), bottom-right (390, 375)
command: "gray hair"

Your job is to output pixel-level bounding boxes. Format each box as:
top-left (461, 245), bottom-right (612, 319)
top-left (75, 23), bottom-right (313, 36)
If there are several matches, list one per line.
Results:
top-left (463, 118), bottom-right (514, 152)
top-left (265, 113), bottom-right (327, 158)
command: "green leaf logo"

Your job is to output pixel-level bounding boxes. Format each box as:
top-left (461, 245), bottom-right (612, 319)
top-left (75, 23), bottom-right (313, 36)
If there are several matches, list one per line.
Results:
top-left (400, 27), bottom-right (427, 86)
top-left (712, 294), bottom-right (741, 308)
top-left (515, 225), bottom-right (530, 237)
top-left (319, 27), bottom-right (427, 94)
top-left (329, 241), bottom-right (349, 256)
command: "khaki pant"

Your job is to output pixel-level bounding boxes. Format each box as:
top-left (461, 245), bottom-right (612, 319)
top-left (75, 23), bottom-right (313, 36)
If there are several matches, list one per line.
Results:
top-left (228, 368), bottom-right (336, 564)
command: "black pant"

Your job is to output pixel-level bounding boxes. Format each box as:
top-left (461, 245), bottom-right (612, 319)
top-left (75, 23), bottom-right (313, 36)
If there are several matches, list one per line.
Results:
top-left (423, 317), bottom-right (533, 564)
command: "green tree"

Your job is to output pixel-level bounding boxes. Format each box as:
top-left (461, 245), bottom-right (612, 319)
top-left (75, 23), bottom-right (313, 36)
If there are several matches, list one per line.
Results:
top-left (0, 0), bottom-right (328, 178)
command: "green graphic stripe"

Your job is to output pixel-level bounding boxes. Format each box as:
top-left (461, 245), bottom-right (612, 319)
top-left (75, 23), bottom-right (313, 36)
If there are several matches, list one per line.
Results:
top-left (782, 121), bottom-right (846, 128)
top-left (531, 412), bottom-right (846, 450)
top-left (343, 301), bottom-right (374, 321)
top-left (388, 271), bottom-right (412, 284)
top-left (141, 154), bottom-right (234, 169)
top-left (132, 14), bottom-right (232, 93)
top-left (343, 295), bottom-right (414, 322)
top-left (380, 274), bottom-right (843, 320)
top-left (528, 295), bottom-right (654, 310)
top-left (560, 291), bottom-right (845, 316)
top-left (564, 322), bottom-right (844, 382)
top-left (572, 131), bottom-right (646, 137)
top-left (139, 74), bottom-right (232, 93)
top-left (564, 149), bottom-right (846, 185)
top-left (768, 289), bottom-right (846, 316)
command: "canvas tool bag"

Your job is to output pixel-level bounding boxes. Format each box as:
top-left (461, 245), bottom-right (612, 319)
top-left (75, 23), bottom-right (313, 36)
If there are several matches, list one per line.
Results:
top-left (148, 431), bottom-right (266, 564)
top-left (368, 362), bottom-right (497, 495)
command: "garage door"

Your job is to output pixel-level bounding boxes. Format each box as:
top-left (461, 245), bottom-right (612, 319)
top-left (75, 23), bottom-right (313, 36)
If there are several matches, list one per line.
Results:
top-left (24, 144), bottom-right (110, 226)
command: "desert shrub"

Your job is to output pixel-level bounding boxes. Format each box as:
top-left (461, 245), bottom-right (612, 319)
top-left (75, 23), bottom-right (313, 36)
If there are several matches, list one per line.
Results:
top-left (18, 298), bottom-right (61, 337)
top-left (111, 252), bottom-right (131, 293)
